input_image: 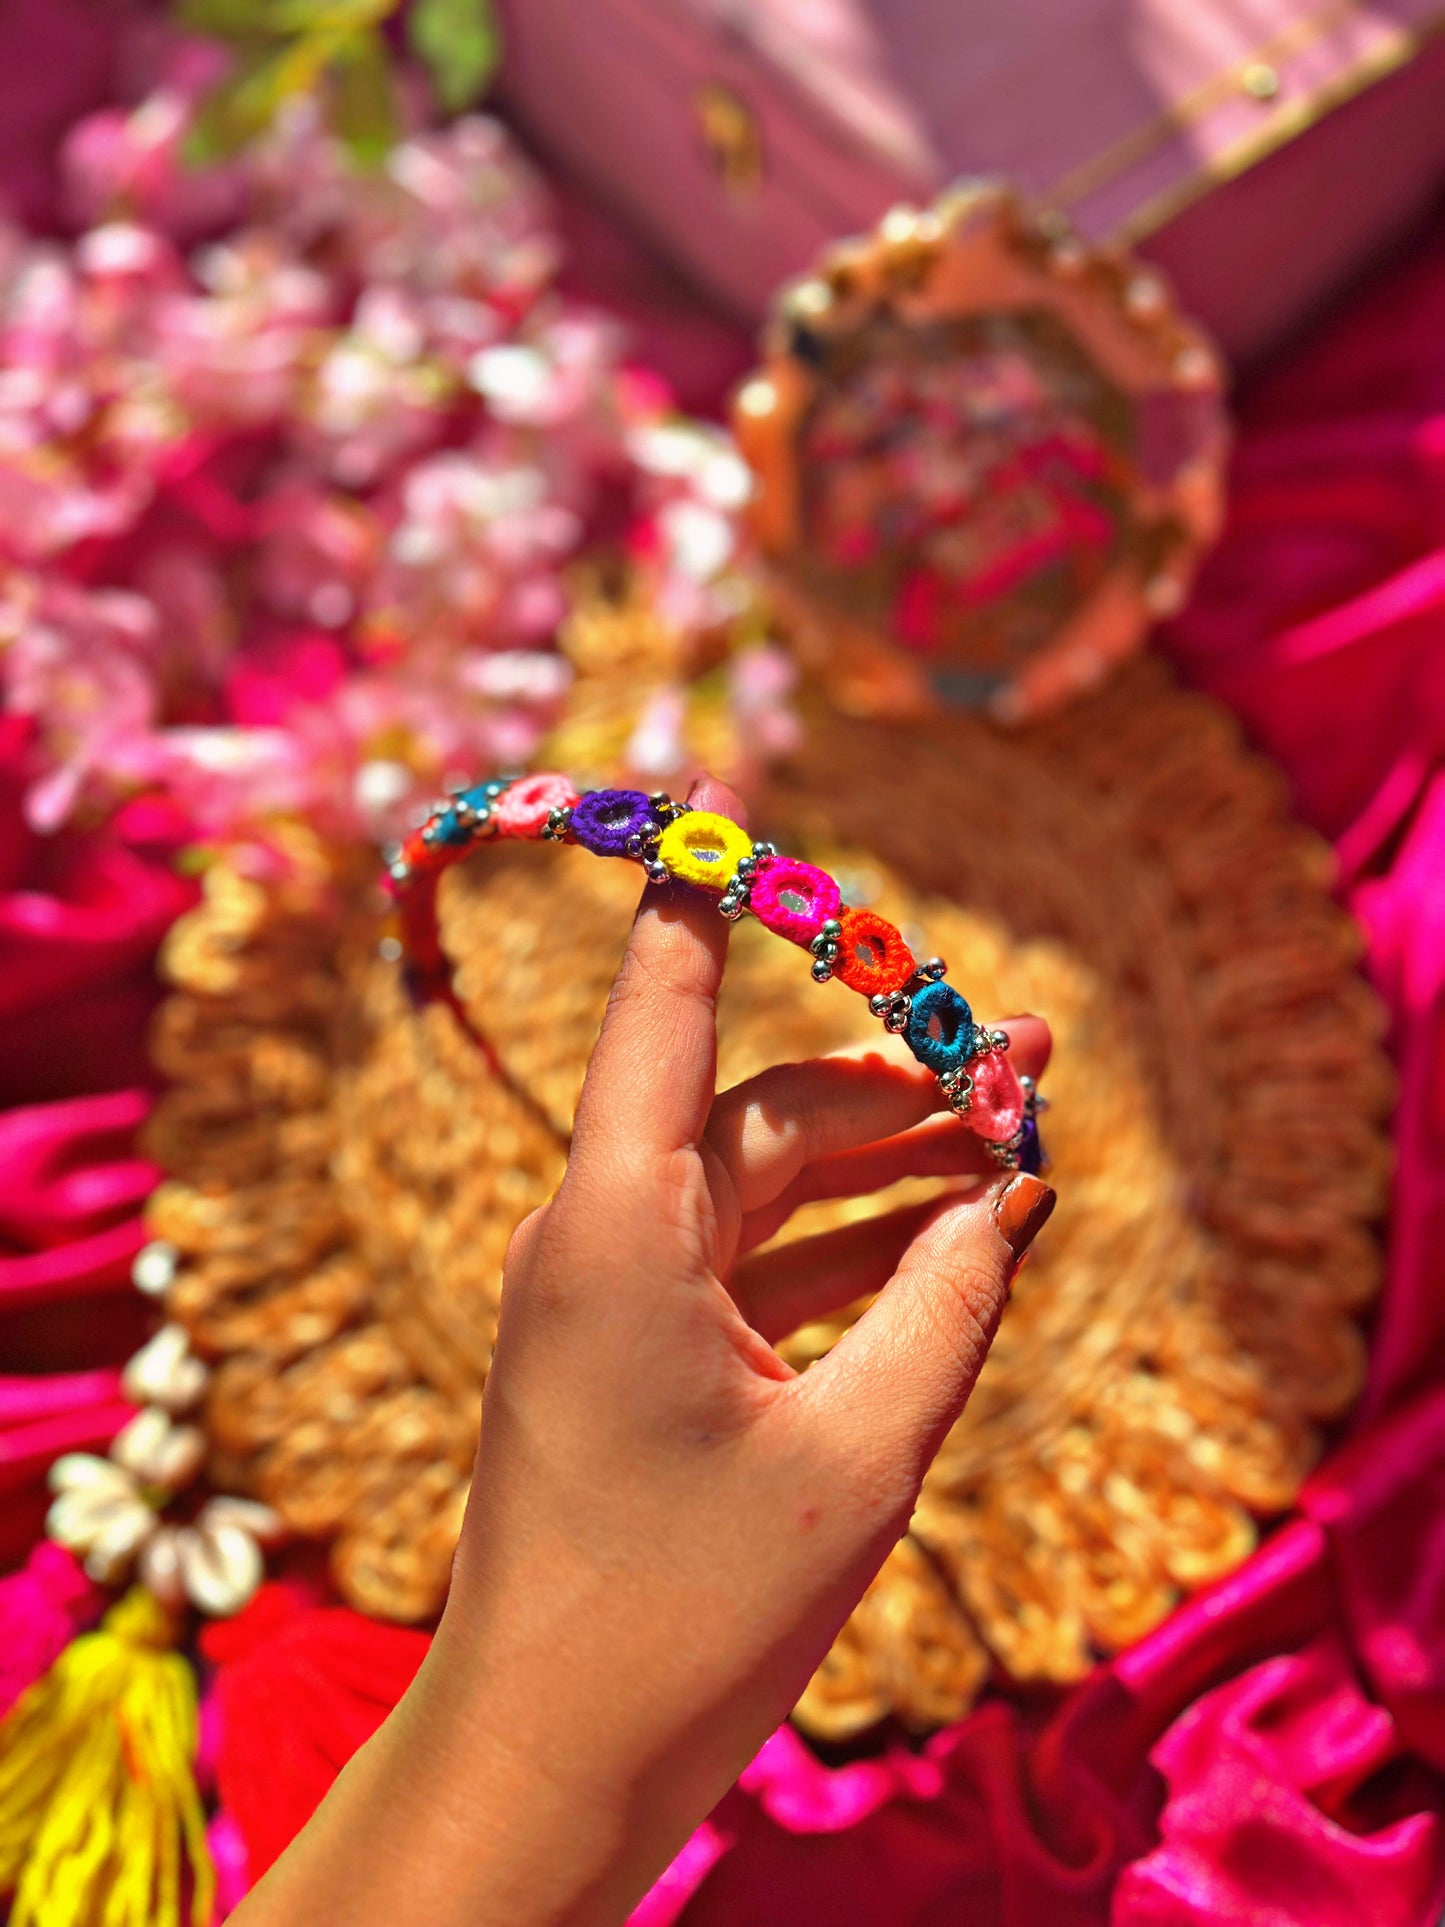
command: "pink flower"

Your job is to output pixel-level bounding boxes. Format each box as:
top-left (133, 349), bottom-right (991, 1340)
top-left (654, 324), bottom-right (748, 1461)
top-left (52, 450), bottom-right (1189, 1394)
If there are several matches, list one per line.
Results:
top-left (159, 236), bottom-right (331, 428)
top-left (300, 287), bottom-right (450, 487)
top-left (257, 487), bottom-right (381, 630)
top-left (0, 580), bottom-right (163, 830)
top-left (730, 645), bottom-right (801, 759)
top-left (60, 34), bottom-right (240, 239)
top-left (3, 67), bottom-right (758, 845)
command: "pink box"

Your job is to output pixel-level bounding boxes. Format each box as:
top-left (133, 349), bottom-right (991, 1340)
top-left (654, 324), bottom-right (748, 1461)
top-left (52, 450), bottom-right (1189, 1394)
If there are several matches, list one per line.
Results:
top-left (496, 0), bottom-right (1445, 365)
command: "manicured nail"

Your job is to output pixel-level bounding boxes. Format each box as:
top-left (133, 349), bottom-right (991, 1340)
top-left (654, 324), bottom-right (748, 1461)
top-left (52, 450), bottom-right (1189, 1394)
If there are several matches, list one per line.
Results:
top-left (994, 1173), bottom-right (1055, 1260)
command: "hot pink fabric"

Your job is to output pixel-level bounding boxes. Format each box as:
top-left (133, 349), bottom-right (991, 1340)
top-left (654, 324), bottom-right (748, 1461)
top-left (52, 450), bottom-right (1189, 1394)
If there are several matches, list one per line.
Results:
top-left (0, 1541), bottom-right (101, 1719)
top-left (637, 226), bottom-right (1445, 1925)
top-left (3, 10), bottom-right (1445, 1916)
top-left (0, 712), bottom-right (184, 1560)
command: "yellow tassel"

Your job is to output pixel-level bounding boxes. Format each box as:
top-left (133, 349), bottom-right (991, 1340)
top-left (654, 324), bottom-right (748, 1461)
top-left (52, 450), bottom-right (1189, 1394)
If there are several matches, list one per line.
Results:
top-left (0, 1589), bottom-right (214, 1927)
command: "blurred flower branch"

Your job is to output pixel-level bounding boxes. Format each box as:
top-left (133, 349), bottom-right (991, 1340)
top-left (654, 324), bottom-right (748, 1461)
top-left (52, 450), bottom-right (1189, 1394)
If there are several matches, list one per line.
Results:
top-left (0, 18), bottom-right (782, 859)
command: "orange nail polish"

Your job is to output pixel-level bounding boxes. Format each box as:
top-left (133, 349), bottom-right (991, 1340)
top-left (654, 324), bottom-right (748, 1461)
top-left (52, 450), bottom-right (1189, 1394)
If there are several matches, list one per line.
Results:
top-left (994, 1173), bottom-right (1055, 1260)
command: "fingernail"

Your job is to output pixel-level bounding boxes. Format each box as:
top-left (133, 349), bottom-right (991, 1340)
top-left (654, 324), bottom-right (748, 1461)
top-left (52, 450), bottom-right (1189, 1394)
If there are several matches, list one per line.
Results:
top-left (993, 1173), bottom-right (1055, 1260)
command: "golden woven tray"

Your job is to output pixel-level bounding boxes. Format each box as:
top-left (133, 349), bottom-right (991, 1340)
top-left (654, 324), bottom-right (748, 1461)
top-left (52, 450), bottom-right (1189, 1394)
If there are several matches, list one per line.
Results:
top-left (145, 655), bottom-right (1391, 1738)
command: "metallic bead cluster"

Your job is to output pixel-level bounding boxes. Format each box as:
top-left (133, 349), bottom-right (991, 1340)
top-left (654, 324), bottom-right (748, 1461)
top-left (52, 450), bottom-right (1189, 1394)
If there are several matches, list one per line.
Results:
top-left (718, 841), bottom-right (777, 921)
top-left (635, 793), bottom-right (692, 881)
top-left (808, 918), bottom-right (844, 984)
top-left (866, 954), bottom-right (947, 1032)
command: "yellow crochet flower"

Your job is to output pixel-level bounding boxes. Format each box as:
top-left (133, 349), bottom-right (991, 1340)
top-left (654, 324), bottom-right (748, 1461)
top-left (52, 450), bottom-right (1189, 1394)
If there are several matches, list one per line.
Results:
top-left (656, 810), bottom-right (752, 891)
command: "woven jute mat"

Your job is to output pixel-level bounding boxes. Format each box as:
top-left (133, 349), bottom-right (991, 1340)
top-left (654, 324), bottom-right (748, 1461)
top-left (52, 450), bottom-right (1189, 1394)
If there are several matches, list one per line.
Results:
top-left (145, 655), bottom-right (1391, 1739)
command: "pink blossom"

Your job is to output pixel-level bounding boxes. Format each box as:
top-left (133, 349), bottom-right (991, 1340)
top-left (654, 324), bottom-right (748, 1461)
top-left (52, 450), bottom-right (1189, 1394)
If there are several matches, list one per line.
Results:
top-left (4, 73), bottom-right (772, 846)
top-left (159, 236), bottom-right (331, 428)
top-left (256, 488), bottom-right (381, 630)
top-left (299, 287), bottom-right (450, 487)
top-left (0, 580), bottom-right (163, 829)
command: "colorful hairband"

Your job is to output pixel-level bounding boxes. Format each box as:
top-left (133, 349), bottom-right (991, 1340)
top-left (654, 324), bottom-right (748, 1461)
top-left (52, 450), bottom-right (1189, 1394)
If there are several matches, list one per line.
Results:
top-left (386, 773), bottom-right (1047, 1172)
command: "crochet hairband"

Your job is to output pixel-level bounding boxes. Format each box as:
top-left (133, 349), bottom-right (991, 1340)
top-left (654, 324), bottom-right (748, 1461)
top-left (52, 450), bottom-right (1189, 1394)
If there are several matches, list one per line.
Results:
top-left (387, 771), bottom-right (1048, 1172)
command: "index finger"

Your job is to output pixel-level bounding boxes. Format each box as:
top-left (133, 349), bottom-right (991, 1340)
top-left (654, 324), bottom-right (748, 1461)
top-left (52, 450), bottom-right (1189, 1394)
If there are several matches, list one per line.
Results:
top-left (570, 774), bottom-right (748, 1167)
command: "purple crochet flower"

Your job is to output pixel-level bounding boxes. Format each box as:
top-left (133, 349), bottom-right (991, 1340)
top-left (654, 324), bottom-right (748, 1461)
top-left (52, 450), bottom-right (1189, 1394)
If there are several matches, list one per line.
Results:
top-left (570, 788), bottom-right (655, 857)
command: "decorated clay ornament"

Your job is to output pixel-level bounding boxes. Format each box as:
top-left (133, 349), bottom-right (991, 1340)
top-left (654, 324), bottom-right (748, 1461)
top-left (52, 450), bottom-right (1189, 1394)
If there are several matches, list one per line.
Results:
top-left (733, 182), bottom-right (1228, 723)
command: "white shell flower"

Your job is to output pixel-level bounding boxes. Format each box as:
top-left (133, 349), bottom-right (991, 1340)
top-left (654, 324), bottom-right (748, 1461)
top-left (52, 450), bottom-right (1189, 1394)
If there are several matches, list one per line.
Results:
top-left (46, 1326), bottom-right (282, 1614)
top-left (109, 1405), bottom-right (207, 1489)
top-left (46, 1454), bottom-right (155, 1584)
top-left (138, 1497), bottom-right (285, 1618)
top-left (47, 1426), bottom-right (282, 1616)
top-left (120, 1323), bottom-right (208, 1414)
top-left (131, 1239), bottom-right (178, 1298)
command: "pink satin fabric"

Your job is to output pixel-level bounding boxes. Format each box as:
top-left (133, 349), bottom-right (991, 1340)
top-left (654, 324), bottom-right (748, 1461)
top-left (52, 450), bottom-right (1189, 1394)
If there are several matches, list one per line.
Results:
top-left (2, 21), bottom-right (1444, 1913)
top-left (635, 233), bottom-right (1445, 1924)
top-left (0, 714), bottom-right (187, 1562)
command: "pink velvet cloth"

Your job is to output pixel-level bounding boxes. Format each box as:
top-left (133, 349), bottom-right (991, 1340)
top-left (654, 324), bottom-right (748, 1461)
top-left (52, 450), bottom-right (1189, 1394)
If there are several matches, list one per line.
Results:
top-left (632, 226), bottom-right (1445, 1927)
top-left (2, 15), bottom-right (1445, 1914)
top-left (0, 711), bottom-right (188, 1562)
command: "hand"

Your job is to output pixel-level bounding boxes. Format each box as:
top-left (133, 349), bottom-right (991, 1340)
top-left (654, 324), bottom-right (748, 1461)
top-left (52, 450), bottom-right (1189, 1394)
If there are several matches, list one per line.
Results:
top-left (239, 776), bottom-right (1054, 1926)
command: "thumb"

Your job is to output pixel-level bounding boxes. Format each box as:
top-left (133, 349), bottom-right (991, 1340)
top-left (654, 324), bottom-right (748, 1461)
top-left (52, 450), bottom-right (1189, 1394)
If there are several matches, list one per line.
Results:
top-left (799, 1173), bottom-right (1055, 1476)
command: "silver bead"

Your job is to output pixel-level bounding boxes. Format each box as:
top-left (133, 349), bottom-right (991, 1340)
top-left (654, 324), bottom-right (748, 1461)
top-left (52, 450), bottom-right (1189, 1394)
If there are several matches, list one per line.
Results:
top-left (388, 860), bottom-right (411, 884)
top-left (811, 960), bottom-right (833, 984)
top-left (644, 858), bottom-right (669, 885)
top-left (884, 1001), bottom-right (911, 1035)
top-left (921, 957), bottom-right (948, 981)
top-left (751, 841), bottom-right (778, 860)
top-left (940, 1067), bottom-right (974, 1115)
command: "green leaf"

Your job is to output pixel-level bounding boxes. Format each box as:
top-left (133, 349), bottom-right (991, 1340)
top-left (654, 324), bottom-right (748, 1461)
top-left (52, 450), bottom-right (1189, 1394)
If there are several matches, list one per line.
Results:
top-left (177, 0), bottom-right (302, 40)
top-left (183, 29), bottom-right (342, 163)
top-left (184, 43), bottom-right (290, 162)
top-left (405, 0), bottom-right (499, 113)
top-left (332, 27), bottom-right (399, 166)
top-left (177, 0), bottom-right (394, 38)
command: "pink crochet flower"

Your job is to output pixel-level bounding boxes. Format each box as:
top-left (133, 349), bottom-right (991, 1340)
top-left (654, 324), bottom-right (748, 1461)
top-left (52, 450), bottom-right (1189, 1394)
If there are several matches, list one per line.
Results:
top-left (748, 857), bottom-right (841, 947)
top-left (494, 771), bottom-right (579, 838)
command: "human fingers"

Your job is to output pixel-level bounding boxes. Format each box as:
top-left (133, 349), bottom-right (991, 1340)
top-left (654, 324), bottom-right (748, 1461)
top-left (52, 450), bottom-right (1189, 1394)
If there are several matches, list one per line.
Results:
top-left (735, 1111), bottom-right (994, 1253)
top-left (799, 1172), bottom-right (1056, 1475)
top-left (707, 1016), bottom-right (1050, 1223)
top-left (570, 775), bottom-right (747, 1172)
top-left (729, 1194), bottom-right (974, 1343)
